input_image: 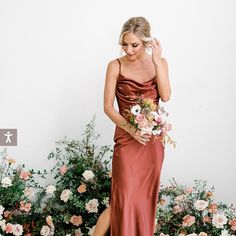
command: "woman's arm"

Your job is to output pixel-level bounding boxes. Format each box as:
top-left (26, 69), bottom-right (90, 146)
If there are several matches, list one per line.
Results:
top-left (154, 57), bottom-right (171, 102)
top-left (103, 60), bottom-right (150, 145)
top-left (148, 38), bottom-right (171, 102)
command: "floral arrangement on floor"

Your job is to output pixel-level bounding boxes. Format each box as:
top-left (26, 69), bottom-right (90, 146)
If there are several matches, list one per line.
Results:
top-left (0, 148), bottom-right (47, 235)
top-left (125, 97), bottom-right (176, 148)
top-left (38, 115), bottom-right (113, 236)
top-left (155, 178), bottom-right (236, 236)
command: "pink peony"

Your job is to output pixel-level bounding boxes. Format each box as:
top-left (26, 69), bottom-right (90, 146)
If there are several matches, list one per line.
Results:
top-left (59, 165), bottom-right (67, 175)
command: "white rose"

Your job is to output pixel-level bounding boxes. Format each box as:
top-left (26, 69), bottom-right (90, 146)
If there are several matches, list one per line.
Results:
top-left (0, 205), bottom-right (4, 215)
top-left (186, 234), bottom-right (197, 236)
top-left (0, 219), bottom-right (6, 228)
top-left (194, 199), bottom-right (209, 211)
top-left (75, 228), bottom-right (83, 236)
top-left (220, 229), bottom-right (230, 236)
top-left (12, 224), bottom-right (23, 236)
top-left (82, 170), bottom-right (95, 181)
top-left (46, 185), bottom-right (56, 194)
top-left (131, 104), bottom-right (141, 115)
top-left (40, 225), bottom-right (50, 236)
top-left (212, 213), bottom-right (228, 228)
top-left (60, 189), bottom-right (72, 203)
top-left (1, 177), bottom-right (12, 188)
top-left (85, 199), bottom-right (99, 213)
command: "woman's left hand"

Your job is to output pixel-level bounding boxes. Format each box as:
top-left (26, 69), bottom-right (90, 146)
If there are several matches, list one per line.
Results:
top-left (148, 38), bottom-right (162, 67)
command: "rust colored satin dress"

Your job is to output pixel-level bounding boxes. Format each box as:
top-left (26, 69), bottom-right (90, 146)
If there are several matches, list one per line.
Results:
top-left (110, 59), bottom-right (165, 236)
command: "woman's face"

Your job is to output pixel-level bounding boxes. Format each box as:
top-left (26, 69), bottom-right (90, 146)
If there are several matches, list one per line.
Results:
top-left (121, 32), bottom-right (145, 60)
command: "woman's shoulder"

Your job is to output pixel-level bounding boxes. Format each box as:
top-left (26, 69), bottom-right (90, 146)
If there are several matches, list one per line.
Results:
top-left (106, 58), bottom-right (121, 73)
top-left (106, 58), bottom-right (121, 77)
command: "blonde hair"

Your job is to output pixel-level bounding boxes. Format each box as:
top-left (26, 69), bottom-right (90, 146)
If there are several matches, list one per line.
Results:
top-left (119, 17), bottom-right (151, 47)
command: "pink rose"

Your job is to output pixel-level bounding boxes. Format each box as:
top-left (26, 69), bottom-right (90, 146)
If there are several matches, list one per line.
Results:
top-left (5, 223), bottom-right (14, 233)
top-left (135, 114), bottom-right (145, 123)
top-left (20, 170), bottom-right (30, 180)
top-left (70, 215), bottom-right (83, 226)
top-left (20, 201), bottom-right (31, 212)
top-left (59, 165), bottom-right (67, 175)
top-left (229, 219), bottom-right (236, 231)
top-left (182, 215), bottom-right (196, 227)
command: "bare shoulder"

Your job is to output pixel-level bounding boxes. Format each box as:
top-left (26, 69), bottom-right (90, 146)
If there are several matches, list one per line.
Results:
top-left (106, 59), bottom-right (120, 79)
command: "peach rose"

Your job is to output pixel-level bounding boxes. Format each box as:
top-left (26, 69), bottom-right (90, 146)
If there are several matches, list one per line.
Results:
top-left (182, 215), bottom-right (196, 227)
top-left (4, 211), bottom-right (12, 219)
top-left (59, 165), bottom-right (67, 175)
top-left (77, 184), bottom-right (87, 193)
top-left (198, 232), bottom-right (207, 236)
top-left (208, 203), bottom-right (218, 213)
top-left (159, 199), bottom-right (166, 206)
top-left (229, 219), bottom-right (236, 231)
top-left (46, 215), bottom-right (53, 226)
top-left (70, 215), bottom-right (83, 226)
top-left (206, 191), bottom-right (214, 198)
top-left (184, 187), bottom-right (193, 194)
top-left (203, 215), bottom-right (212, 223)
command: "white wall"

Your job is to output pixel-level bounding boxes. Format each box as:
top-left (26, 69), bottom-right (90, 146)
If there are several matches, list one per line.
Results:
top-left (0, 0), bottom-right (235, 204)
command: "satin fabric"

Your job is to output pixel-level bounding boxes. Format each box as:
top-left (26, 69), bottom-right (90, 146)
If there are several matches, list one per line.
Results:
top-left (110, 70), bottom-right (165, 236)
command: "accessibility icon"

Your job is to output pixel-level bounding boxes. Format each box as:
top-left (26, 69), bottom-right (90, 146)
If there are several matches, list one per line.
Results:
top-left (0, 129), bottom-right (17, 146)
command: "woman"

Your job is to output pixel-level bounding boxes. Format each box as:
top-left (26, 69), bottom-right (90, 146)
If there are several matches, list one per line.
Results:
top-left (94, 16), bottom-right (171, 236)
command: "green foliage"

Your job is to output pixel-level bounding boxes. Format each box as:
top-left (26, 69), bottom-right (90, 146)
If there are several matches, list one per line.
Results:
top-left (155, 178), bottom-right (236, 236)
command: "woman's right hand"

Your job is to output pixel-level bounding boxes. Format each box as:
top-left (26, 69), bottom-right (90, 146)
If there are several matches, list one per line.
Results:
top-left (128, 126), bottom-right (151, 145)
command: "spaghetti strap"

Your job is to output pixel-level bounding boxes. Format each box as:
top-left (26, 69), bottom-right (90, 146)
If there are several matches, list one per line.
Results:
top-left (116, 58), bottom-right (121, 74)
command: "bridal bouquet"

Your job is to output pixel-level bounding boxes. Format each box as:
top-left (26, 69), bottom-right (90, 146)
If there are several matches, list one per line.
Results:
top-left (125, 97), bottom-right (176, 148)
